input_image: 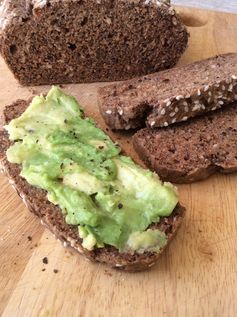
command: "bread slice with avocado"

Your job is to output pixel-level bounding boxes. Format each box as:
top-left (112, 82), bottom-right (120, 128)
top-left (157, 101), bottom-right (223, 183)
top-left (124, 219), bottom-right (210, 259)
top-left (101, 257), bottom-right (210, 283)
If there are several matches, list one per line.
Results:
top-left (0, 87), bottom-right (185, 272)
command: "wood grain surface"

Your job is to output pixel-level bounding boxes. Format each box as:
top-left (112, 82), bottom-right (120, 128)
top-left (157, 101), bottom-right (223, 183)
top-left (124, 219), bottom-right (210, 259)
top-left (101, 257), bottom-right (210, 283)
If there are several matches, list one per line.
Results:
top-left (173, 0), bottom-right (237, 14)
top-left (0, 7), bottom-right (237, 317)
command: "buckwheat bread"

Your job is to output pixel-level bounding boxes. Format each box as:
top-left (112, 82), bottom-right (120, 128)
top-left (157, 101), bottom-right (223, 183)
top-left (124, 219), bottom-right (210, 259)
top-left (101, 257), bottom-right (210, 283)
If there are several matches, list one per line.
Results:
top-left (0, 0), bottom-right (188, 85)
top-left (0, 100), bottom-right (185, 272)
top-left (98, 53), bottom-right (237, 130)
top-left (133, 104), bottom-right (237, 183)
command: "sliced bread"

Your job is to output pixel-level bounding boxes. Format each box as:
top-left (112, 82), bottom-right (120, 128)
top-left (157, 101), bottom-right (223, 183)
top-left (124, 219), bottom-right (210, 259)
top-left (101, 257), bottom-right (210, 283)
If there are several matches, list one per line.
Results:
top-left (133, 104), bottom-right (237, 183)
top-left (0, 99), bottom-right (185, 272)
top-left (98, 53), bottom-right (237, 130)
top-left (0, 0), bottom-right (188, 85)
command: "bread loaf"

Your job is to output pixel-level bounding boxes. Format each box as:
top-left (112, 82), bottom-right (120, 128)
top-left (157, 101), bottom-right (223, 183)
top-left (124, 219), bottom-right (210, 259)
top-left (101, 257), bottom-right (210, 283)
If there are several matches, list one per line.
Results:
top-left (0, 0), bottom-right (188, 85)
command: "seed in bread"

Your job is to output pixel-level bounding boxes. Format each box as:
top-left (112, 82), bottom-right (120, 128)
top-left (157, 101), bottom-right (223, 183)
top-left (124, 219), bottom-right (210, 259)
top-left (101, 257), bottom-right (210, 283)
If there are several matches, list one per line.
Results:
top-left (98, 53), bottom-right (237, 130)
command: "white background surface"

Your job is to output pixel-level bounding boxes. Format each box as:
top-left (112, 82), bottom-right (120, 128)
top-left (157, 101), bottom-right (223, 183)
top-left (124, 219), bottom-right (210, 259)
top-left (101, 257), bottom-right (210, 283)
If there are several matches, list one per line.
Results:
top-left (173, 0), bottom-right (237, 13)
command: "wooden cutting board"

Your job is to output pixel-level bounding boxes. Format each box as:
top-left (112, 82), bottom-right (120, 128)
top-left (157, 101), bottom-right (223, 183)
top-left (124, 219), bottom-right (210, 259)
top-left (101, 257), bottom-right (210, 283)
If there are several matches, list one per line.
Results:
top-left (0, 7), bottom-right (237, 317)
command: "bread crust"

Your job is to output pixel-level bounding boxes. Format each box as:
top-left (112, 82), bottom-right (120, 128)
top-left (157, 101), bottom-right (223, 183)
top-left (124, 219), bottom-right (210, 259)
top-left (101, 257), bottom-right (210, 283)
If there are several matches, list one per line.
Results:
top-left (0, 0), bottom-right (188, 85)
top-left (0, 100), bottom-right (185, 272)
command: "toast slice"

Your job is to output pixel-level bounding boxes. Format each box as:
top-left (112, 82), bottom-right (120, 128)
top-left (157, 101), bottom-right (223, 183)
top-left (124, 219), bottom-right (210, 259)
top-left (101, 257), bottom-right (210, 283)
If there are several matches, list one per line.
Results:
top-left (98, 53), bottom-right (237, 130)
top-left (133, 104), bottom-right (237, 183)
top-left (0, 99), bottom-right (185, 272)
top-left (0, 0), bottom-right (188, 85)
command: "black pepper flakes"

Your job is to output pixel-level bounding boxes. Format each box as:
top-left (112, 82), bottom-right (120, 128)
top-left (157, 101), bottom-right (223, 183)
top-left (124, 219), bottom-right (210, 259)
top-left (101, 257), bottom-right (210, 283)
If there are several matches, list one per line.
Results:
top-left (42, 257), bottom-right (48, 264)
top-left (27, 236), bottom-right (32, 241)
top-left (53, 269), bottom-right (59, 274)
top-left (118, 203), bottom-right (123, 209)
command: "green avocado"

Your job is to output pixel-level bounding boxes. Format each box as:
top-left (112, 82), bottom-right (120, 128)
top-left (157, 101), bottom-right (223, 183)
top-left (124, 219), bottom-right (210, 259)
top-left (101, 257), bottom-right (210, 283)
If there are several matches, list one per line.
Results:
top-left (5, 86), bottom-right (179, 252)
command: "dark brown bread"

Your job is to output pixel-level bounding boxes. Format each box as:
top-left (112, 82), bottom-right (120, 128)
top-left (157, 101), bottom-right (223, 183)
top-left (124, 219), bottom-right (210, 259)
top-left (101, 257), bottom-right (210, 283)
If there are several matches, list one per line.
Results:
top-left (133, 104), bottom-right (237, 183)
top-left (98, 53), bottom-right (237, 130)
top-left (0, 100), bottom-right (185, 272)
top-left (0, 0), bottom-right (188, 85)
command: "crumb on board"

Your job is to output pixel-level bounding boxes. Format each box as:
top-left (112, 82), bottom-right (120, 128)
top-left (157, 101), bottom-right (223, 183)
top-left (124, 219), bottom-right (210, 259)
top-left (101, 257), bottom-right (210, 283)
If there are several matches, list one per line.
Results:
top-left (104, 270), bottom-right (112, 276)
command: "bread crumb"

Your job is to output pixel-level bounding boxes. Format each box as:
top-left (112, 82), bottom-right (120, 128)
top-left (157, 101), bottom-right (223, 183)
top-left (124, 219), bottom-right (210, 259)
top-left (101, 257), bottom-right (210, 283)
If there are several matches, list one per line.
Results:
top-left (104, 270), bottom-right (112, 276)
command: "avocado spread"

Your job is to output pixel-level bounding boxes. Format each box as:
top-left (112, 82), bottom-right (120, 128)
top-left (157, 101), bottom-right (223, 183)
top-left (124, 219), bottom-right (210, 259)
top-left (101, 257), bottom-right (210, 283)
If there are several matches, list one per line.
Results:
top-left (5, 87), bottom-right (178, 252)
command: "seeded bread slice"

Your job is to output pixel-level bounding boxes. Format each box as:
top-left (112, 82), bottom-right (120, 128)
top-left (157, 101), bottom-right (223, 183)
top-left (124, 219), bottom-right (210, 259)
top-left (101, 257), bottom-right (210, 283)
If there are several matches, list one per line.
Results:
top-left (98, 53), bottom-right (237, 130)
top-left (0, 100), bottom-right (185, 272)
top-left (133, 104), bottom-right (237, 183)
top-left (0, 0), bottom-right (188, 85)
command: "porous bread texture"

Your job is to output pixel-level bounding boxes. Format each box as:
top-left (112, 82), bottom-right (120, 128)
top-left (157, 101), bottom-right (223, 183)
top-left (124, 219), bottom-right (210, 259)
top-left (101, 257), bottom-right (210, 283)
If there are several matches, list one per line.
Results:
top-left (133, 104), bottom-right (237, 183)
top-left (98, 53), bottom-right (237, 130)
top-left (0, 0), bottom-right (188, 85)
top-left (0, 99), bottom-right (185, 272)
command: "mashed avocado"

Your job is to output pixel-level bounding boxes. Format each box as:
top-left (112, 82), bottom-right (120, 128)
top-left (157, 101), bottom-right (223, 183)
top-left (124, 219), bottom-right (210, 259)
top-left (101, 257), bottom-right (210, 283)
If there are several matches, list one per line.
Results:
top-left (5, 86), bottom-right (178, 252)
